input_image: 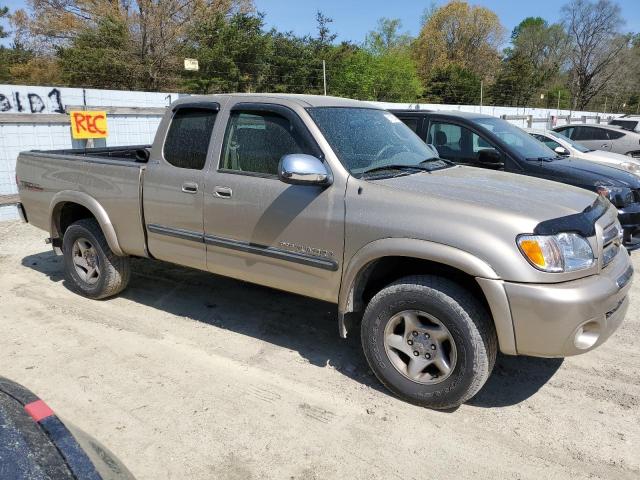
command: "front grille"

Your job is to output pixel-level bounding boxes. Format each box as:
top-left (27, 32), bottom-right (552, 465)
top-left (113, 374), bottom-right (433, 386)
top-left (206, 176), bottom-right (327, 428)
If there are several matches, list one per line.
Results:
top-left (602, 222), bottom-right (623, 269)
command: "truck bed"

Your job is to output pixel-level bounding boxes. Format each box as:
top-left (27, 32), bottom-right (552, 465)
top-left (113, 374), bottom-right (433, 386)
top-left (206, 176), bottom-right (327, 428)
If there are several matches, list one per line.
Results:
top-left (17, 146), bottom-right (150, 257)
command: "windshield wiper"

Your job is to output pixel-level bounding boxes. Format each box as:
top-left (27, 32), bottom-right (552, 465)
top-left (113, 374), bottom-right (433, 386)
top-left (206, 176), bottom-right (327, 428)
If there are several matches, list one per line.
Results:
top-left (360, 164), bottom-right (434, 177)
top-left (526, 156), bottom-right (560, 162)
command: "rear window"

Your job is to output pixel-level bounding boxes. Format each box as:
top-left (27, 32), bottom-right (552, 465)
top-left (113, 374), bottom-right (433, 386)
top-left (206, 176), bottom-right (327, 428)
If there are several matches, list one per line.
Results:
top-left (609, 119), bottom-right (638, 131)
top-left (164, 108), bottom-right (218, 170)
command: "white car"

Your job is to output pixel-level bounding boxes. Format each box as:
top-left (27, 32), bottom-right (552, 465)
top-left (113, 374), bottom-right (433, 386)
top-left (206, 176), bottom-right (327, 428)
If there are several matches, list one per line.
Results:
top-left (526, 128), bottom-right (640, 176)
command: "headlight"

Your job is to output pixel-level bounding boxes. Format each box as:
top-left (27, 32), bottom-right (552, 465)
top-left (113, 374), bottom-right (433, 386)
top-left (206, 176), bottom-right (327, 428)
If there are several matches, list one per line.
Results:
top-left (595, 184), bottom-right (634, 207)
top-left (620, 162), bottom-right (640, 175)
top-left (517, 233), bottom-right (594, 272)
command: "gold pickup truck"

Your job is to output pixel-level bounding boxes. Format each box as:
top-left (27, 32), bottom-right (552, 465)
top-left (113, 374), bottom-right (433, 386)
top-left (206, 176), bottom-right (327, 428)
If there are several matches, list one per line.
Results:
top-left (16, 94), bottom-right (633, 409)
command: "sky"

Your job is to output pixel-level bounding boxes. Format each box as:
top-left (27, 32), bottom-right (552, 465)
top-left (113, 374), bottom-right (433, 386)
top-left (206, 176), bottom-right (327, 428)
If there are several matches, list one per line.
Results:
top-left (2, 0), bottom-right (640, 46)
top-left (252, 0), bottom-right (640, 44)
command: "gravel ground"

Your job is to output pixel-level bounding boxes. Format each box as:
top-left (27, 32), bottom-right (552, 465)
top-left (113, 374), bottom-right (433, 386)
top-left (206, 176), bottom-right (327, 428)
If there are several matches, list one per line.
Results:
top-left (1, 220), bottom-right (638, 480)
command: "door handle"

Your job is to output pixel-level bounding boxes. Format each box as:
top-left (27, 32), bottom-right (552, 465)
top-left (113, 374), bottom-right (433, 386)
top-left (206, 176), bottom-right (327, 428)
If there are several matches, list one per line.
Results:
top-left (213, 186), bottom-right (233, 198)
top-left (182, 182), bottom-right (199, 194)
top-left (601, 144), bottom-right (609, 148)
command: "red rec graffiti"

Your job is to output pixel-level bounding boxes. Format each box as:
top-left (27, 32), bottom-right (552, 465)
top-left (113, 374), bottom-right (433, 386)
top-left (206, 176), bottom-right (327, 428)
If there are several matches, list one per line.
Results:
top-left (73, 112), bottom-right (107, 135)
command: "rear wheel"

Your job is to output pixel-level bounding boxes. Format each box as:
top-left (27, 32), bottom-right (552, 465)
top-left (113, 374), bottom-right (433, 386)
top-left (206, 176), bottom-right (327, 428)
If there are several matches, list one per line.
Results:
top-left (62, 218), bottom-right (130, 299)
top-left (361, 275), bottom-right (497, 409)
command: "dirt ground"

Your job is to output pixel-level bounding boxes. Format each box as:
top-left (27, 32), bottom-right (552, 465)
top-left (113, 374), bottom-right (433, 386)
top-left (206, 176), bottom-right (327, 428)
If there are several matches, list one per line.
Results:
top-left (0, 220), bottom-right (638, 480)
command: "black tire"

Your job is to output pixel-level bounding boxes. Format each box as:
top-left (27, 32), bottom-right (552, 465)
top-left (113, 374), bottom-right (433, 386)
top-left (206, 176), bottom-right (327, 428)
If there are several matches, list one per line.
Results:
top-left (361, 275), bottom-right (497, 409)
top-left (62, 218), bottom-right (130, 299)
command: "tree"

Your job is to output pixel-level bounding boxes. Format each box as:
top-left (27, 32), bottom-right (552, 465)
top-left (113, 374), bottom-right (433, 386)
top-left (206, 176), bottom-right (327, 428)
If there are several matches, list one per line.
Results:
top-left (364, 18), bottom-right (412, 55)
top-left (57, 16), bottom-right (137, 89)
top-left (488, 53), bottom-right (538, 107)
top-left (510, 17), bottom-right (568, 77)
top-left (561, 0), bottom-right (628, 109)
top-left (413, 0), bottom-right (504, 82)
top-left (12, 0), bottom-right (255, 90)
top-left (314, 10), bottom-right (337, 50)
top-left (182, 12), bottom-right (272, 94)
top-left (0, 4), bottom-right (8, 39)
top-left (423, 65), bottom-right (480, 104)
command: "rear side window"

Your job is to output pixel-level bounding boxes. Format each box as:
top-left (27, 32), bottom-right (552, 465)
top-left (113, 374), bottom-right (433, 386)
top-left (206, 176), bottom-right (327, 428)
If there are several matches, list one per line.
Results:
top-left (573, 126), bottom-right (608, 141)
top-left (220, 111), bottom-right (313, 176)
top-left (607, 129), bottom-right (626, 140)
top-left (164, 108), bottom-right (217, 170)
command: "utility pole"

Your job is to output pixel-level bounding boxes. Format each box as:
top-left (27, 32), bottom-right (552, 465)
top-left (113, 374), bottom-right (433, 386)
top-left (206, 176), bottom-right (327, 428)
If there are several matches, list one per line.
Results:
top-left (603, 96), bottom-right (608, 115)
top-left (556, 91), bottom-right (561, 117)
top-left (323, 60), bottom-right (327, 96)
top-left (479, 81), bottom-right (483, 114)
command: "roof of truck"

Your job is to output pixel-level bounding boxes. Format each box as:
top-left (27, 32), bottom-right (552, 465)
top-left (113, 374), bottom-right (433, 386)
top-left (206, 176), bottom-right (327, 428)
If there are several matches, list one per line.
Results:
top-left (389, 109), bottom-right (494, 120)
top-left (176, 93), bottom-right (371, 109)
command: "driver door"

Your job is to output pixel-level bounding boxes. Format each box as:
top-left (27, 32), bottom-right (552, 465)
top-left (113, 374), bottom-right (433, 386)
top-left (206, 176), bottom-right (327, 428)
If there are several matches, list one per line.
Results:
top-left (203, 103), bottom-right (345, 302)
top-left (427, 120), bottom-right (501, 168)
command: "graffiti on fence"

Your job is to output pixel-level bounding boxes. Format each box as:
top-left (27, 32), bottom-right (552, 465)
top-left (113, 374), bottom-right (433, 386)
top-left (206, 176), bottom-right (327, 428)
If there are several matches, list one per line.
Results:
top-left (0, 88), bottom-right (65, 114)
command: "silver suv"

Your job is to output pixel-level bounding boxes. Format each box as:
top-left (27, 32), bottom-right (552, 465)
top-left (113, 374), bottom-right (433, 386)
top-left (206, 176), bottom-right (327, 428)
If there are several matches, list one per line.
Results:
top-left (553, 123), bottom-right (640, 158)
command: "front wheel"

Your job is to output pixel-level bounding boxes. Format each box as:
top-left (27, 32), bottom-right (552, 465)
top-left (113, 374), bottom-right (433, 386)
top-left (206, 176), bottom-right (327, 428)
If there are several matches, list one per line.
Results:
top-left (63, 218), bottom-right (130, 299)
top-left (361, 275), bottom-right (497, 409)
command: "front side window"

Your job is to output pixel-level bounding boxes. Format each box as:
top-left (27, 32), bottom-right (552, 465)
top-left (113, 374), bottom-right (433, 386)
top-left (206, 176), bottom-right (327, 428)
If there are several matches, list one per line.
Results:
top-left (427, 121), bottom-right (495, 165)
top-left (474, 117), bottom-right (557, 160)
top-left (220, 111), bottom-right (312, 176)
top-left (531, 134), bottom-right (562, 151)
top-left (308, 107), bottom-right (448, 177)
top-left (164, 108), bottom-right (217, 170)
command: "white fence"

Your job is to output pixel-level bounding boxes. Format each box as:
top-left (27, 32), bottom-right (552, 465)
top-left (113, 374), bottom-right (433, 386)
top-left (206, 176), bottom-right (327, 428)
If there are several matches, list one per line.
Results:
top-left (0, 84), bottom-right (625, 221)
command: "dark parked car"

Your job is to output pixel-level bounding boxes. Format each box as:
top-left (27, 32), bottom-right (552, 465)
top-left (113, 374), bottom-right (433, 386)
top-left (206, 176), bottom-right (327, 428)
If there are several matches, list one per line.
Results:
top-left (0, 376), bottom-right (135, 479)
top-left (552, 123), bottom-right (640, 158)
top-left (391, 109), bottom-right (640, 249)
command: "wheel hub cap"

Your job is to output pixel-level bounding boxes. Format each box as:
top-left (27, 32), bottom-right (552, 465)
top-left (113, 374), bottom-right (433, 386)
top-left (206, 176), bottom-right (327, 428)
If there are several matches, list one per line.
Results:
top-left (383, 310), bottom-right (457, 385)
top-left (72, 238), bottom-right (100, 285)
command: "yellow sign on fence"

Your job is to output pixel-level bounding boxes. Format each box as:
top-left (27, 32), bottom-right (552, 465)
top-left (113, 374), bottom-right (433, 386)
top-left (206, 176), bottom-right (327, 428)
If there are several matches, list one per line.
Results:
top-left (70, 111), bottom-right (108, 139)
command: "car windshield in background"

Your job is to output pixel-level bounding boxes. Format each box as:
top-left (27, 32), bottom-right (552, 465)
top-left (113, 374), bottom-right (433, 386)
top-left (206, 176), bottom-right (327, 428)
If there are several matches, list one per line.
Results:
top-left (552, 130), bottom-right (591, 153)
top-left (474, 117), bottom-right (558, 160)
top-left (308, 107), bottom-right (450, 177)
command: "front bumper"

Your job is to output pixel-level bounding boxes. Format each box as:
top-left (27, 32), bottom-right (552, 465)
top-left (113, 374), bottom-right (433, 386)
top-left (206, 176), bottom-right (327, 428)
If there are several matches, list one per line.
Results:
top-left (502, 247), bottom-right (633, 357)
top-left (618, 203), bottom-right (640, 250)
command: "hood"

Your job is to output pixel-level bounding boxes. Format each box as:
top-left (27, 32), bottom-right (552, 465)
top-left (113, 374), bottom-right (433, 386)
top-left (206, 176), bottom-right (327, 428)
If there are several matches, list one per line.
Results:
top-left (532, 156), bottom-right (640, 188)
top-left (371, 165), bottom-right (597, 221)
top-left (582, 149), bottom-right (640, 164)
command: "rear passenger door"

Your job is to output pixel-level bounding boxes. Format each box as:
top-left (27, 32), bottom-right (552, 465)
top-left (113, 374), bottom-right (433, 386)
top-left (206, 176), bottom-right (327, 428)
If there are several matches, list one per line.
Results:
top-left (203, 103), bottom-right (345, 302)
top-left (143, 103), bottom-right (219, 270)
top-left (571, 126), bottom-right (612, 151)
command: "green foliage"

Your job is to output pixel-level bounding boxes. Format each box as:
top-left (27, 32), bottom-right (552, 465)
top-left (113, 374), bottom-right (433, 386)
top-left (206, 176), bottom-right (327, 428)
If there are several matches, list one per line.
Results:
top-left (0, 4), bottom-right (8, 40)
top-left (57, 17), bottom-right (135, 89)
top-left (182, 12), bottom-right (273, 94)
top-left (423, 65), bottom-right (480, 104)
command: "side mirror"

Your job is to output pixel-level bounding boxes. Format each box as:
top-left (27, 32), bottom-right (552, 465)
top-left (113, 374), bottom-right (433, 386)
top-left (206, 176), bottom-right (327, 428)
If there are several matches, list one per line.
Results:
top-left (478, 148), bottom-right (503, 167)
top-left (554, 146), bottom-right (569, 156)
top-left (278, 154), bottom-right (331, 186)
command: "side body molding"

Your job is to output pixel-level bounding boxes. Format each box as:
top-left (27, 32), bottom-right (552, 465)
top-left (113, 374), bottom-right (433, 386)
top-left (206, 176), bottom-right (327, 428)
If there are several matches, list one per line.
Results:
top-left (49, 191), bottom-right (125, 256)
top-left (337, 238), bottom-right (516, 353)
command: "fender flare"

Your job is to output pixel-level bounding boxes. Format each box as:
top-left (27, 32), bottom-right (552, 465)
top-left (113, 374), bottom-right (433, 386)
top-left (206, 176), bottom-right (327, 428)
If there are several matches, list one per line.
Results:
top-left (337, 239), bottom-right (516, 352)
top-left (49, 191), bottom-right (125, 256)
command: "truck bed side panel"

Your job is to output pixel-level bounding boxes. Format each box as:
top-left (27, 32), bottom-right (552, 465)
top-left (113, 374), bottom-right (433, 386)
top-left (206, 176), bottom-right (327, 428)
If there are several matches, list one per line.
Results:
top-left (17, 153), bottom-right (146, 257)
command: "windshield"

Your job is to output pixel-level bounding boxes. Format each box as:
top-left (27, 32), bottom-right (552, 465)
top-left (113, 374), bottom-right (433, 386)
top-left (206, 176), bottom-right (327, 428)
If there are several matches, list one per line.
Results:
top-left (551, 130), bottom-right (591, 153)
top-left (474, 117), bottom-right (558, 160)
top-left (308, 107), bottom-right (450, 177)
